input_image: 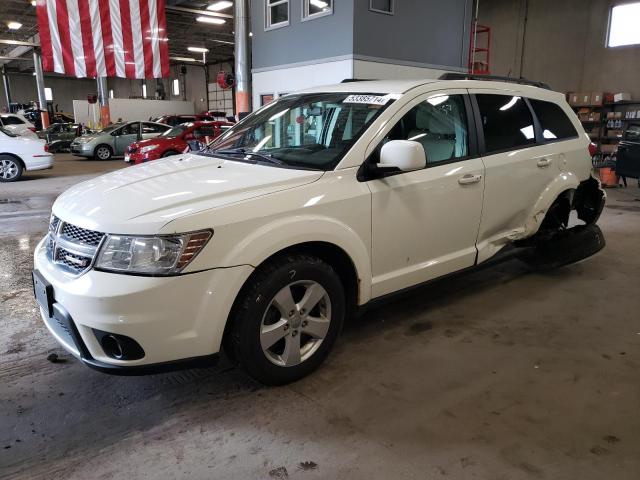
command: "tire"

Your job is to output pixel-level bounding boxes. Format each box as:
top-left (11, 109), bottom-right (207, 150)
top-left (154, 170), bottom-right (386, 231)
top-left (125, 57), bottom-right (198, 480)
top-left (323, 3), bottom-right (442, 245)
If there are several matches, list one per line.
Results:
top-left (94, 144), bottom-right (112, 161)
top-left (161, 150), bottom-right (179, 158)
top-left (522, 224), bottom-right (605, 271)
top-left (227, 254), bottom-right (345, 385)
top-left (0, 155), bottom-right (23, 182)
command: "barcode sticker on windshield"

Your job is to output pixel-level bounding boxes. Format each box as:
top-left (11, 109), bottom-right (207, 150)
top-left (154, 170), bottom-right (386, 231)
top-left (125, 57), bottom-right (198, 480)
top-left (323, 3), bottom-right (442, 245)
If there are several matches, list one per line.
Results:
top-left (343, 94), bottom-right (392, 105)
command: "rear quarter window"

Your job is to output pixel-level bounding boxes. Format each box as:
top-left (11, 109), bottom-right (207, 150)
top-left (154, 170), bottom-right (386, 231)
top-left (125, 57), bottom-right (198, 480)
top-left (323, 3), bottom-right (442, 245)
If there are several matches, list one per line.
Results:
top-left (529, 99), bottom-right (578, 141)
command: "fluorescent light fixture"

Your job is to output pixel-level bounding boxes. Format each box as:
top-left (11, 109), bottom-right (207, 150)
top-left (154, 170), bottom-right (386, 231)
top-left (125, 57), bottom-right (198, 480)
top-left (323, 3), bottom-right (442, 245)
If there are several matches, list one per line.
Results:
top-left (543, 129), bottom-right (557, 139)
top-left (187, 46), bottom-right (209, 53)
top-left (207, 1), bottom-right (233, 11)
top-left (109, 89), bottom-right (114, 99)
top-left (197, 16), bottom-right (226, 25)
top-left (142, 84), bottom-right (147, 98)
top-left (520, 125), bottom-right (534, 140)
top-left (31, 0), bottom-right (36, 6)
top-left (172, 78), bottom-right (180, 95)
top-left (44, 87), bottom-right (53, 101)
top-left (500, 96), bottom-right (520, 111)
top-left (170, 56), bottom-right (198, 62)
top-left (7, 22), bottom-right (22, 30)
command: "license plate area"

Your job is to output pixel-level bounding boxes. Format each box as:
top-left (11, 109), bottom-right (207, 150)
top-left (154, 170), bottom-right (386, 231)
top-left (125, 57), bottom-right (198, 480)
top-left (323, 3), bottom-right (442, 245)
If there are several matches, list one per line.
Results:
top-left (32, 270), bottom-right (54, 318)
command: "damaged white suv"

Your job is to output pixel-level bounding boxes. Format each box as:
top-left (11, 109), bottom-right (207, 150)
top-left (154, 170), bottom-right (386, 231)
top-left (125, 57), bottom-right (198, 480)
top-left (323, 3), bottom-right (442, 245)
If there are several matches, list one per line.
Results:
top-left (33, 75), bottom-right (605, 384)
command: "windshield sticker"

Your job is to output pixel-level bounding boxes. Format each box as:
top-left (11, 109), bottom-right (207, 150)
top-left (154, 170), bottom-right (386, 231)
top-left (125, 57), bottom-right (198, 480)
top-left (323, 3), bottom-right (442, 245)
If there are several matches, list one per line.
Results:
top-left (343, 94), bottom-right (393, 105)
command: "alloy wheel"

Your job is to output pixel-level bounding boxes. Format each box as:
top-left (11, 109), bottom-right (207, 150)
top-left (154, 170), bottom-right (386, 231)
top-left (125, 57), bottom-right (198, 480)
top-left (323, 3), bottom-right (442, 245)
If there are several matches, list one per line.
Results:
top-left (96, 147), bottom-right (111, 160)
top-left (0, 159), bottom-right (19, 180)
top-left (260, 280), bottom-right (332, 367)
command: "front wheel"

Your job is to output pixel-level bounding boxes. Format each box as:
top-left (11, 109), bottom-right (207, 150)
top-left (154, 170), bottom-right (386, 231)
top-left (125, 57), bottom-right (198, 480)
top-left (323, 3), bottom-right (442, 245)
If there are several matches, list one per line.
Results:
top-left (0, 155), bottom-right (23, 182)
top-left (94, 145), bottom-right (112, 161)
top-left (228, 254), bottom-right (345, 385)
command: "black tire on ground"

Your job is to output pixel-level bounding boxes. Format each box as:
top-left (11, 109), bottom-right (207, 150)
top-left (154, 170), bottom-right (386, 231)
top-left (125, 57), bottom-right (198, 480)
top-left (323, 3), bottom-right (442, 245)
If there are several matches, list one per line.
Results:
top-left (0, 155), bottom-right (24, 182)
top-left (227, 253), bottom-right (345, 385)
top-left (161, 150), bottom-right (179, 158)
top-left (93, 144), bottom-right (112, 161)
top-left (522, 224), bottom-right (605, 271)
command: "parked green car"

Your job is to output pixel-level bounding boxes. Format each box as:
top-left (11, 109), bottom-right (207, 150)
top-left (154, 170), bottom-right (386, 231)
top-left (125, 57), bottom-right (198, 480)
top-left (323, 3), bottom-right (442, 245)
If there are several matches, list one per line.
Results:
top-left (70, 121), bottom-right (170, 160)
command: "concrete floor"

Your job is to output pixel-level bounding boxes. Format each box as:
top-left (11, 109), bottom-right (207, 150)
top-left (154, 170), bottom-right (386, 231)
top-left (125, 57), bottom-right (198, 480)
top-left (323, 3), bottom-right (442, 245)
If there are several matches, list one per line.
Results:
top-left (1, 154), bottom-right (639, 479)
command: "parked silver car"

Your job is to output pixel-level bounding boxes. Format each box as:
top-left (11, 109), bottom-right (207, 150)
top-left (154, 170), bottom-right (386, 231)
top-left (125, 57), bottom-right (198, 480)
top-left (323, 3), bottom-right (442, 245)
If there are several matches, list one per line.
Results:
top-left (70, 121), bottom-right (170, 160)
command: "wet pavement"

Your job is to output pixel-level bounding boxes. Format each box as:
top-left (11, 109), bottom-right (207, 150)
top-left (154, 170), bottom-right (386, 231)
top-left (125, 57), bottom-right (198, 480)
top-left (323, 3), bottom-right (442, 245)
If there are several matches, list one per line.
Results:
top-left (1, 157), bottom-right (639, 479)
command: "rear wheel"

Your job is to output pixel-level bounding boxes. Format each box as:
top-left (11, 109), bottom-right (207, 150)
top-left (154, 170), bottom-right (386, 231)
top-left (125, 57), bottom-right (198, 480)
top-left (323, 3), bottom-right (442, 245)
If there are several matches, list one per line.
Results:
top-left (94, 145), bottom-right (112, 161)
top-left (0, 155), bottom-right (23, 182)
top-left (227, 254), bottom-right (345, 385)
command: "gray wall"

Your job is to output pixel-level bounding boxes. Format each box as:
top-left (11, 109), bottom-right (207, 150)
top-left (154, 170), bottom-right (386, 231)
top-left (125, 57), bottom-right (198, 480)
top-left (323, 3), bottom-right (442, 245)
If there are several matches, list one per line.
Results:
top-left (353, 0), bottom-right (473, 69)
top-left (479, 0), bottom-right (640, 97)
top-left (251, 0), bottom-right (354, 69)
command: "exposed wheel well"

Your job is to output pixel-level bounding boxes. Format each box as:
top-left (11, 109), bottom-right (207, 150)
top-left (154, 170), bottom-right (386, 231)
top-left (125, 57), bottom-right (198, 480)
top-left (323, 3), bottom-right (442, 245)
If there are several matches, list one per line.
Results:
top-left (539, 189), bottom-right (573, 232)
top-left (222, 242), bottom-right (360, 360)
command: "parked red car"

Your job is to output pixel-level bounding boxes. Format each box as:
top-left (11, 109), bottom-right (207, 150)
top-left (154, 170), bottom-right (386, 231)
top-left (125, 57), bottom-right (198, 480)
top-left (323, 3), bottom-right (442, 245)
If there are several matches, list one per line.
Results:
top-left (125, 121), bottom-right (233, 164)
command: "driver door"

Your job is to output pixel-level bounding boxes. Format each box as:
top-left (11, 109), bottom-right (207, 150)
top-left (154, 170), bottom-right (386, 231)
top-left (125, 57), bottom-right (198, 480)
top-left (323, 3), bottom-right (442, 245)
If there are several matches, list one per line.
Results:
top-left (114, 122), bottom-right (140, 155)
top-left (366, 90), bottom-right (485, 297)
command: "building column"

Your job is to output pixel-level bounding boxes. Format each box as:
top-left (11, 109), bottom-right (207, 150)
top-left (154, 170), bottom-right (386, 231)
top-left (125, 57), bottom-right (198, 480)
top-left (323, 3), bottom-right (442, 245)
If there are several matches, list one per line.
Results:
top-left (96, 76), bottom-right (110, 127)
top-left (2, 66), bottom-right (11, 112)
top-left (32, 50), bottom-right (50, 128)
top-left (234, 0), bottom-right (251, 117)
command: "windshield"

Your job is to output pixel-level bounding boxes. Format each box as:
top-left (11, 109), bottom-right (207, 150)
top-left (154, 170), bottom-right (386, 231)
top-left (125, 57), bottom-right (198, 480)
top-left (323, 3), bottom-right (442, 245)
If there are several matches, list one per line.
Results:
top-left (161, 124), bottom-right (188, 137)
top-left (98, 123), bottom-right (124, 134)
top-left (208, 92), bottom-right (392, 170)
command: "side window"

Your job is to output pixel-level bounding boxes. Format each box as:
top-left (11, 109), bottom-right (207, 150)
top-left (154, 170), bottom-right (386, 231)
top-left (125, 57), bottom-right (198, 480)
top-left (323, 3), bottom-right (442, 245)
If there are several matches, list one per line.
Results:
top-left (382, 94), bottom-right (469, 165)
top-left (529, 99), bottom-right (578, 141)
top-left (1, 115), bottom-right (24, 125)
top-left (194, 126), bottom-right (215, 138)
top-left (122, 123), bottom-right (140, 135)
top-left (476, 94), bottom-right (535, 153)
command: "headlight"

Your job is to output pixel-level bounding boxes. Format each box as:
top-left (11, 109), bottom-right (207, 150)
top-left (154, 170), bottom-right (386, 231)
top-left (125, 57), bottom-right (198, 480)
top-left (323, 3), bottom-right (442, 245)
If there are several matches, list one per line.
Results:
top-left (95, 230), bottom-right (212, 275)
top-left (139, 144), bottom-right (159, 154)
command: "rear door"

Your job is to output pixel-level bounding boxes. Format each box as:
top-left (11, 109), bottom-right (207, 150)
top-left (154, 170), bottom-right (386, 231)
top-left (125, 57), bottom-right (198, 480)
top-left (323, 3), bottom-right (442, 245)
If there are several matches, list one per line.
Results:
top-left (471, 91), bottom-right (568, 262)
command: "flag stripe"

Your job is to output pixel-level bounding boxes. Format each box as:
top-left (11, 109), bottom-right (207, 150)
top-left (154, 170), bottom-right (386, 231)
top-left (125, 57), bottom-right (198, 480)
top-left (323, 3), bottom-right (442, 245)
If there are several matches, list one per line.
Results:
top-left (90, 0), bottom-right (106, 77)
top-left (36, 1), bottom-right (54, 72)
top-left (156, 0), bottom-right (170, 78)
top-left (67, 0), bottom-right (87, 77)
top-left (139, 0), bottom-right (154, 79)
top-left (148, 0), bottom-right (161, 78)
top-left (38, 0), bottom-right (169, 79)
top-left (78, 0), bottom-right (97, 77)
top-left (55, 0), bottom-right (75, 76)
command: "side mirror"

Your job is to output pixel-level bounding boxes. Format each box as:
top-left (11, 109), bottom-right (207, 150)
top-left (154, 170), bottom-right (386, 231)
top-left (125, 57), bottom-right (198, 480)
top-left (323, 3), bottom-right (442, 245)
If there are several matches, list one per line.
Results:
top-left (379, 140), bottom-right (426, 172)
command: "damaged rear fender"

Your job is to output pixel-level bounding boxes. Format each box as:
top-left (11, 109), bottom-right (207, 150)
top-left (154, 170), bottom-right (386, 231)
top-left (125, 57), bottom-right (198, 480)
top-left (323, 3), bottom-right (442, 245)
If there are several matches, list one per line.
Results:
top-left (574, 175), bottom-right (606, 224)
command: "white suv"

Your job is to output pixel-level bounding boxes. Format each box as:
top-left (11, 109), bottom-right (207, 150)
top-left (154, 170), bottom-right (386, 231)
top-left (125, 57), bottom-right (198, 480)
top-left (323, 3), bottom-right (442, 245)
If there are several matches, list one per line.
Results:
top-left (33, 77), bottom-right (606, 384)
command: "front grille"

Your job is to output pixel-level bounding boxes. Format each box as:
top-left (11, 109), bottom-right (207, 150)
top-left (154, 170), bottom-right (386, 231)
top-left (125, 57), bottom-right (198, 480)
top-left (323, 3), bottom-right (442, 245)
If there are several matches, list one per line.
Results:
top-left (61, 223), bottom-right (104, 247)
top-left (46, 216), bottom-right (104, 276)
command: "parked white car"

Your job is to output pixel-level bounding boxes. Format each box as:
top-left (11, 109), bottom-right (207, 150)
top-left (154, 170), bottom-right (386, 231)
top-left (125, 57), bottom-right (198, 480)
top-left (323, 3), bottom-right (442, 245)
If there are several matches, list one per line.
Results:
top-left (0, 113), bottom-right (38, 139)
top-left (0, 128), bottom-right (53, 181)
top-left (33, 76), bottom-right (606, 384)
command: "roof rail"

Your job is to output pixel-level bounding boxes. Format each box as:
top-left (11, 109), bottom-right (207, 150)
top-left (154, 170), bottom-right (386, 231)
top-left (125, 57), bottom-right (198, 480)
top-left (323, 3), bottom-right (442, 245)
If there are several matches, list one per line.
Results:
top-left (438, 72), bottom-right (551, 90)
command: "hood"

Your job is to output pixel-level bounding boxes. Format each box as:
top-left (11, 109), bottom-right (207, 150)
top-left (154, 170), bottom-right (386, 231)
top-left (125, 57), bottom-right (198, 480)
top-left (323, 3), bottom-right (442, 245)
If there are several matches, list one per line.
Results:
top-left (52, 153), bottom-right (324, 234)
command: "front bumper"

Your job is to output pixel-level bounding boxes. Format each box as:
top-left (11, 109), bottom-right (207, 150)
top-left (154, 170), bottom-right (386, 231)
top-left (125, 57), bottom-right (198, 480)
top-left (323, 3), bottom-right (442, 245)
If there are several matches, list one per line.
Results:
top-left (70, 144), bottom-right (93, 156)
top-left (34, 237), bottom-right (253, 372)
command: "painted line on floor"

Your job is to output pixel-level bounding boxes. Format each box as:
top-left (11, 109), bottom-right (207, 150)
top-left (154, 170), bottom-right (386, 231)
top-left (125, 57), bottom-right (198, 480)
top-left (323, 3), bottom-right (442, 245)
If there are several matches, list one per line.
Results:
top-left (0, 210), bottom-right (51, 219)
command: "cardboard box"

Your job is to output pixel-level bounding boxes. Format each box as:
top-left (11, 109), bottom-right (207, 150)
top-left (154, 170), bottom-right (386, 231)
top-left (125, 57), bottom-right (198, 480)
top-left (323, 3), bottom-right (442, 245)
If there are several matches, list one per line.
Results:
top-left (569, 92), bottom-right (592, 106)
top-left (589, 127), bottom-right (601, 139)
top-left (614, 92), bottom-right (631, 102)
top-left (607, 129), bottom-right (623, 138)
top-left (591, 92), bottom-right (605, 106)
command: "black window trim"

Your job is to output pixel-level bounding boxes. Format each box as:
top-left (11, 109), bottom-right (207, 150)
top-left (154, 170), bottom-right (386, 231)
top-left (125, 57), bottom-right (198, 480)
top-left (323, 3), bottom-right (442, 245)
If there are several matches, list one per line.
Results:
top-left (358, 93), bottom-right (480, 182)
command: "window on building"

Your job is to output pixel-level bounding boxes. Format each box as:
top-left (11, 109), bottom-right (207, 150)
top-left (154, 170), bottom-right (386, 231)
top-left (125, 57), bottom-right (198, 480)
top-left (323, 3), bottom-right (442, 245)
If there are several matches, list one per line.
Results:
top-left (608, 2), bottom-right (640, 47)
top-left (370, 0), bottom-right (394, 15)
top-left (302, 0), bottom-right (333, 20)
top-left (172, 79), bottom-right (180, 96)
top-left (142, 84), bottom-right (147, 98)
top-left (44, 88), bottom-right (53, 101)
top-left (476, 94), bottom-right (535, 153)
top-left (529, 99), bottom-right (578, 141)
top-left (109, 89), bottom-right (114, 99)
top-left (381, 95), bottom-right (468, 165)
top-left (265, 0), bottom-right (289, 30)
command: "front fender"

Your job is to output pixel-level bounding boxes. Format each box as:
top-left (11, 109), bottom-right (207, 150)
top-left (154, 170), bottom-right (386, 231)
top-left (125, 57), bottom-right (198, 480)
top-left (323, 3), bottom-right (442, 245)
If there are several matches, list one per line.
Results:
top-left (523, 171), bottom-right (581, 237)
top-left (217, 215), bottom-right (372, 304)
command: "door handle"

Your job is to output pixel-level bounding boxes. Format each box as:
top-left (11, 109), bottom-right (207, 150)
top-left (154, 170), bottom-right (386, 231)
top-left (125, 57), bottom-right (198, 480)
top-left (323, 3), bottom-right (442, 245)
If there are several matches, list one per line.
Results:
top-left (537, 158), bottom-right (552, 168)
top-left (458, 174), bottom-right (483, 185)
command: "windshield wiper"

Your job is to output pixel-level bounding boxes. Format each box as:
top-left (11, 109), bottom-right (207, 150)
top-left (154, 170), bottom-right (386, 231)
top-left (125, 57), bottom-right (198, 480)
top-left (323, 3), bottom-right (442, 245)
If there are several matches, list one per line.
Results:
top-left (212, 148), bottom-right (285, 166)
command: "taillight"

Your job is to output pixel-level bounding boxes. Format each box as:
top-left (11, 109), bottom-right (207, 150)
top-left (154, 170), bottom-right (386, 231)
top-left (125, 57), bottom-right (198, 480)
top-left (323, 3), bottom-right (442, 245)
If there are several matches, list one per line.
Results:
top-left (588, 142), bottom-right (597, 157)
top-left (44, 143), bottom-right (49, 152)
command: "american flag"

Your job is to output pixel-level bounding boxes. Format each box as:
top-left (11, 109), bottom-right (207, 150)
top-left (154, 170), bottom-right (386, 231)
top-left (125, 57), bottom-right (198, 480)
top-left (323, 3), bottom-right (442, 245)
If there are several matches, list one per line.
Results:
top-left (36, 0), bottom-right (170, 79)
